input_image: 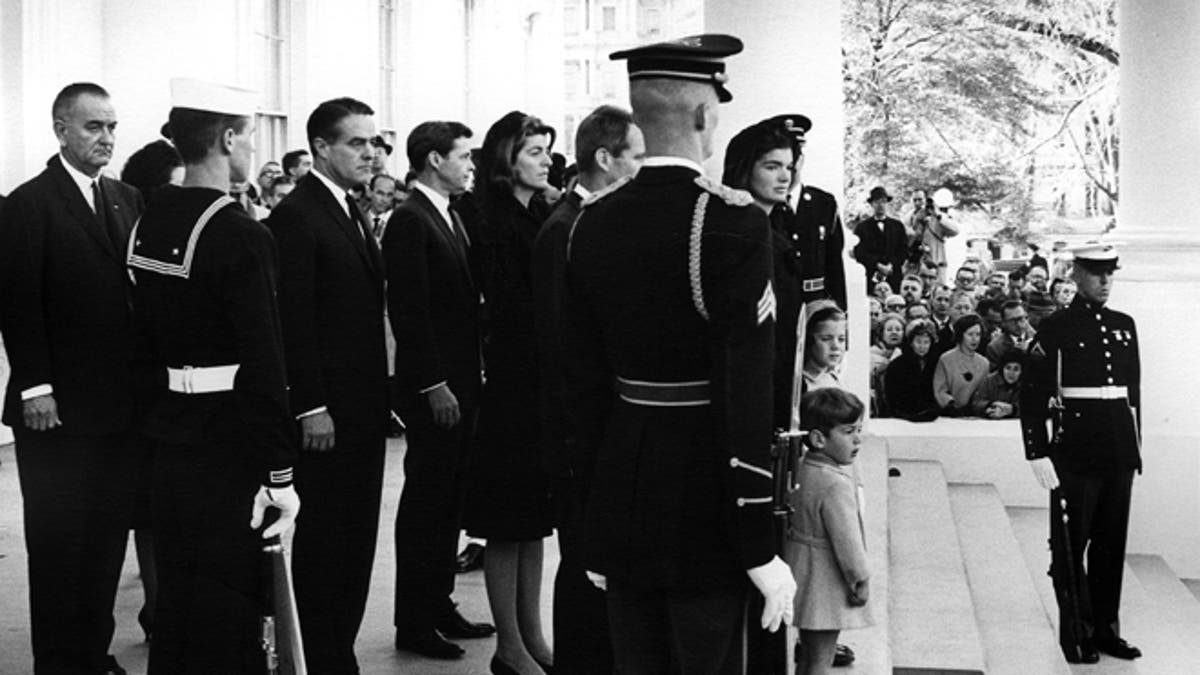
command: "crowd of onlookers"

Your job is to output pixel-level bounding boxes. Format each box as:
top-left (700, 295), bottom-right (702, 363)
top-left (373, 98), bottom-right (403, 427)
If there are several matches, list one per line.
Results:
top-left (864, 243), bottom-right (1077, 421)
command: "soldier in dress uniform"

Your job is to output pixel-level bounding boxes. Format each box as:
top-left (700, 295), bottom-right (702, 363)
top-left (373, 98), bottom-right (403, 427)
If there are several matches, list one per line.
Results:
top-left (563, 34), bottom-right (796, 674)
top-left (1020, 241), bottom-right (1142, 664)
top-left (126, 79), bottom-right (300, 673)
top-left (767, 114), bottom-right (847, 309)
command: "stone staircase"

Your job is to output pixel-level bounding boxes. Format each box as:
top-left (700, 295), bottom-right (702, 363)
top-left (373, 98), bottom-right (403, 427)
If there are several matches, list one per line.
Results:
top-left (867, 434), bottom-right (1200, 674)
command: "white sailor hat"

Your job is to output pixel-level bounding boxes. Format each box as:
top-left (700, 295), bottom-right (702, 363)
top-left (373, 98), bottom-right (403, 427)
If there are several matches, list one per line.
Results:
top-left (169, 78), bottom-right (258, 116)
top-left (1069, 240), bottom-right (1120, 272)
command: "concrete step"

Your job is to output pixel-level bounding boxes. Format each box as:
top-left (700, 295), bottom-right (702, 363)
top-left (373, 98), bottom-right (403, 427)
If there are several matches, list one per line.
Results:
top-left (837, 433), bottom-right (892, 674)
top-left (948, 484), bottom-right (1069, 675)
top-left (1005, 506), bottom-right (1200, 674)
top-left (1124, 555), bottom-right (1200, 670)
top-left (887, 460), bottom-right (984, 673)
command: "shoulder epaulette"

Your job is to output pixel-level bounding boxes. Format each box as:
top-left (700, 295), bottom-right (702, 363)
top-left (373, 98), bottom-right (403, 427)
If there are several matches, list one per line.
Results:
top-left (581, 175), bottom-right (632, 207)
top-left (693, 175), bottom-right (754, 207)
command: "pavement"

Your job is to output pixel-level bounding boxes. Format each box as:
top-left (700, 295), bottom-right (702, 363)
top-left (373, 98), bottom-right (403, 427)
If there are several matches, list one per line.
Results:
top-left (0, 437), bottom-right (560, 675)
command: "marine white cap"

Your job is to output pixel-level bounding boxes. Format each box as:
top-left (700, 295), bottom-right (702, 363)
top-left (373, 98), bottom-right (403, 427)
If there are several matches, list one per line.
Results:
top-left (170, 78), bottom-right (258, 116)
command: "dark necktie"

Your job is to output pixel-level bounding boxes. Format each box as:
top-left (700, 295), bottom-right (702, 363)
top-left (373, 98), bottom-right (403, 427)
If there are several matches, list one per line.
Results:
top-left (345, 195), bottom-right (369, 240)
top-left (372, 215), bottom-right (383, 240)
top-left (92, 180), bottom-right (124, 252)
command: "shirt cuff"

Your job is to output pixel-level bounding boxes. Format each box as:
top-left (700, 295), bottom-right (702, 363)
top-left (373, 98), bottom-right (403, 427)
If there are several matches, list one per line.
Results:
top-left (21, 384), bottom-right (53, 401)
top-left (296, 406), bottom-right (327, 419)
top-left (419, 381), bottom-right (447, 395)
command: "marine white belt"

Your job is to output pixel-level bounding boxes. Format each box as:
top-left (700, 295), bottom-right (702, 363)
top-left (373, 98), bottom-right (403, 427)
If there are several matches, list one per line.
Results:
top-left (1061, 385), bottom-right (1127, 400)
top-left (167, 365), bottom-right (240, 394)
top-left (802, 278), bottom-right (825, 292)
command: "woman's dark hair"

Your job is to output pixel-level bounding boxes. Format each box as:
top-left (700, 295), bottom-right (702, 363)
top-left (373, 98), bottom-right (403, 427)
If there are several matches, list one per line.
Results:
top-left (952, 313), bottom-right (984, 344)
top-left (120, 139), bottom-right (183, 201)
top-left (721, 121), bottom-right (793, 193)
top-left (476, 110), bottom-right (556, 205)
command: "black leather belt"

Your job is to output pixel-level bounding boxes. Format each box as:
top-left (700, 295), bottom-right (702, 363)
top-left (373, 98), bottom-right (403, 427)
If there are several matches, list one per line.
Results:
top-left (615, 377), bottom-right (711, 407)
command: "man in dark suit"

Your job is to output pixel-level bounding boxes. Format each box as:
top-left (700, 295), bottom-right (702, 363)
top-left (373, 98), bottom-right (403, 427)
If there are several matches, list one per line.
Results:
top-left (533, 104), bottom-right (643, 675)
top-left (384, 120), bottom-right (495, 660)
top-left (268, 97), bottom-right (390, 675)
top-left (852, 185), bottom-right (908, 292)
top-left (0, 82), bottom-right (143, 675)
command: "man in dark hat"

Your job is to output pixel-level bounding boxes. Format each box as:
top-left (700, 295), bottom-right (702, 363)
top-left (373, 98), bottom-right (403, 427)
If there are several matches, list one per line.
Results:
top-left (564, 34), bottom-right (795, 673)
top-left (371, 134), bottom-right (394, 176)
top-left (853, 185), bottom-right (907, 292)
top-left (767, 113), bottom-right (847, 309)
top-left (126, 77), bottom-right (300, 672)
top-left (1020, 241), bottom-right (1142, 664)
top-left (0, 81), bottom-right (144, 675)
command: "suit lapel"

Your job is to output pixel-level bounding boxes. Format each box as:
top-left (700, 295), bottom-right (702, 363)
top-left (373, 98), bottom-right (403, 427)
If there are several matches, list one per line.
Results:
top-left (305, 174), bottom-right (382, 283)
top-left (48, 157), bottom-right (122, 264)
top-left (410, 189), bottom-right (472, 282)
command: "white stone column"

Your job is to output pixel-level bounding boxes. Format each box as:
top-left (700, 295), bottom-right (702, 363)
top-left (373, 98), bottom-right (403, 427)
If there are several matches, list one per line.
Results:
top-left (1111, 0), bottom-right (1200, 576)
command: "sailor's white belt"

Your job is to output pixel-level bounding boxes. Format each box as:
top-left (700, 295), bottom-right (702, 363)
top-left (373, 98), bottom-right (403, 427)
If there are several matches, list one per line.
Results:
top-left (616, 377), bottom-right (711, 407)
top-left (803, 278), bottom-right (825, 292)
top-left (1061, 385), bottom-right (1128, 400)
top-left (168, 364), bottom-right (240, 394)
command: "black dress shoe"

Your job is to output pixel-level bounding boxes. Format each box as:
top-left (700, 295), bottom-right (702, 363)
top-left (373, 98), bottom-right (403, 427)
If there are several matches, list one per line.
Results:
top-left (1062, 641), bottom-right (1100, 664)
top-left (101, 655), bottom-right (128, 675)
top-left (832, 643), bottom-right (855, 667)
top-left (456, 542), bottom-right (486, 573)
top-left (437, 607), bottom-right (496, 639)
top-left (395, 629), bottom-right (466, 659)
top-left (1096, 636), bottom-right (1141, 660)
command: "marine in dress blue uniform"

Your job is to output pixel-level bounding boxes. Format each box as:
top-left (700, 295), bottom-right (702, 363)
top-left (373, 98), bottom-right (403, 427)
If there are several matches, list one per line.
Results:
top-left (564, 35), bottom-right (795, 674)
top-left (127, 79), bottom-right (299, 674)
top-left (1020, 241), bottom-right (1142, 664)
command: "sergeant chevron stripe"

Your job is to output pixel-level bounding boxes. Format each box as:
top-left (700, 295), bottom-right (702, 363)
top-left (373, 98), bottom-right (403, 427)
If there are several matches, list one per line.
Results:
top-left (757, 280), bottom-right (776, 325)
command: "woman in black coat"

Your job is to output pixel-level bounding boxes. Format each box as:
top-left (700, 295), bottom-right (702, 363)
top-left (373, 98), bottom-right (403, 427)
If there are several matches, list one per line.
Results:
top-left (465, 110), bottom-right (556, 675)
top-left (885, 318), bottom-right (941, 421)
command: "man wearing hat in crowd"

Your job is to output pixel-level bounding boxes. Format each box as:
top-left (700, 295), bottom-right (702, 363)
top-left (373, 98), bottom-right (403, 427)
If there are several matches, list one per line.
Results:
top-left (1020, 241), bottom-right (1142, 664)
top-left (371, 134), bottom-right (394, 176)
top-left (767, 113), bottom-right (847, 309)
top-left (0, 81), bottom-right (145, 675)
top-left (853, 186), bottom-right (907, 292)
top-left (126, 77), bottom-right (300, 672)
top-left (564, 34), bottom-right (796, 673)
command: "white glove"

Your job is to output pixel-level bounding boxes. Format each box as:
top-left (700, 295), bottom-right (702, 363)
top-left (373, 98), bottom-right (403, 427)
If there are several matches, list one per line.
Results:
top-left (1028, 457), bottom-right (1059, 491)
top-left (746, 556), bottom-right (796, 632)
top-left (585, 570), bottom-right (607, 591)
top-left (250, 484), bottom-right (301, 539)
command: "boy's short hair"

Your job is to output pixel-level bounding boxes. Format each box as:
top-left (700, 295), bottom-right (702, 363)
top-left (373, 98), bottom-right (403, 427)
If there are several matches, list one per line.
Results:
top-left (800, 388), bottom-right (865, 437)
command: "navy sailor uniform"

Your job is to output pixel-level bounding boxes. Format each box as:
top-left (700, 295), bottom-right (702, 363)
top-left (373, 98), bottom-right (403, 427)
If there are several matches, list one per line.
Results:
top-left (128, 186), bottom-right (297, 673)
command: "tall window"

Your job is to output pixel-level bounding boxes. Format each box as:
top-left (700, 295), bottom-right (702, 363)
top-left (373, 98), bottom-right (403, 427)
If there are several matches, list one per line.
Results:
top-left (564, 0), bottom-right (582, 35)
top-left (379, 0), bottom-right (397, 132)
top-left (601, 2), bottom-right (617, 32)
top-left (252, 0), bottom-right (289, 167)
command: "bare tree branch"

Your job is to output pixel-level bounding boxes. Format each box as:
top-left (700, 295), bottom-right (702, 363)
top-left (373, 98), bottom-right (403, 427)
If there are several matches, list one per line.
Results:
top-left (986, 12), bottom-right (1119, 65)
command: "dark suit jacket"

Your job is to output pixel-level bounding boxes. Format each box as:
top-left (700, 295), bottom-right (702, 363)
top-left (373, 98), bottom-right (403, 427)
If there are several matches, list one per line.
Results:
top-left (852, 215), bottom-right (907, 291)
top-left (533, 188), bottom-right (583, 479)
top-left (381, 186), bottom-right (481, 412)
top-left (0, 155), bottom-right (144, 434)
top-left (267, 173), bottom-right (388, 444)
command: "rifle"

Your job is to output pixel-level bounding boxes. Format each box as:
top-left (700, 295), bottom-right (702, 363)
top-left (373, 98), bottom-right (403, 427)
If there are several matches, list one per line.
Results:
top-left (1055, 493), bottom-right (1089, 661)
top-left (262, 533), bottom-right (307, 674)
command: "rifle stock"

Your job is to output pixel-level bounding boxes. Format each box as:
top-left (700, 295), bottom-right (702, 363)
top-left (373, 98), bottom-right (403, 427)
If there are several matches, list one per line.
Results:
top-left (263, 536), bottom-right (307, 675)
